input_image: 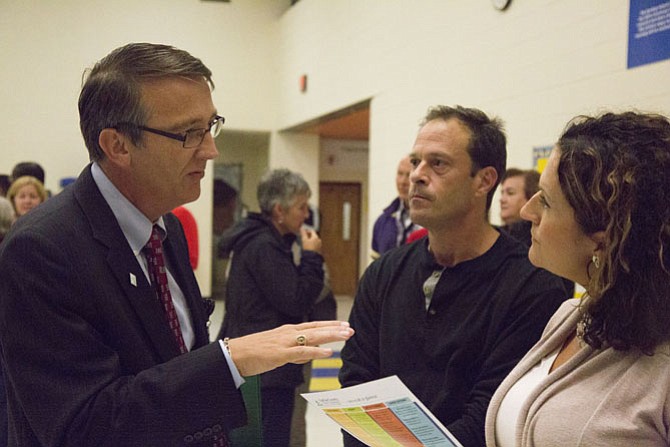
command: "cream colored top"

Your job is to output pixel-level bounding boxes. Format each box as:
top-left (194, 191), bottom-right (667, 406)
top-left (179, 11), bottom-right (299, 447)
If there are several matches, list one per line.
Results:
top-left (495, 347), bottom-right (559, 447)
top-left (486, 299), bottom-right (670, 447)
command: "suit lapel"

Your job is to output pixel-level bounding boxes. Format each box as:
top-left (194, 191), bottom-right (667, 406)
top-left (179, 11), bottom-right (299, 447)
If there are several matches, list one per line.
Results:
top-left (73, 165), bottom-right (182, 362)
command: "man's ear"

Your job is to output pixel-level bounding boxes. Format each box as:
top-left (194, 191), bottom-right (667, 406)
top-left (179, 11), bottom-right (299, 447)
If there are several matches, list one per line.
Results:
top-left (474, 166), bottom-right (498, 197)
top-left (98, 128), bottom-right (131, 167)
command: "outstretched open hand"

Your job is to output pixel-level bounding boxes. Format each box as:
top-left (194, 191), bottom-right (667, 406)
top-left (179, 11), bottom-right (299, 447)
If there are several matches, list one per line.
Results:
top-left (226, 320), bottom-right (354, 377)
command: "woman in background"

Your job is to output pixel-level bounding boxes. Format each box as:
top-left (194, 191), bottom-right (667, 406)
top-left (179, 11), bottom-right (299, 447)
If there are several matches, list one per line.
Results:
top-left (0, 197), bottom-right (16, 443)
top-left (0, 197), bottom-right (15, 243)
top-left (7, 175), bottom-right (47, 217)
top-left (218, 168), bottom-right (325, 446)
top-left (486, 111), bottom-right (670, 446)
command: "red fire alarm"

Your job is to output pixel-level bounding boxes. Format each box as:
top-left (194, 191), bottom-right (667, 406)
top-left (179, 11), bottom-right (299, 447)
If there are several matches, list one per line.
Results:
top-left (300, 74), bottom-right (308, 93)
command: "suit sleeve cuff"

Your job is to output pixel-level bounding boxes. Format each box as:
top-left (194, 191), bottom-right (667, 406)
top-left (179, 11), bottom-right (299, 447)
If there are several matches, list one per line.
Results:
top-left (218, 339), bottom-right (246, 388)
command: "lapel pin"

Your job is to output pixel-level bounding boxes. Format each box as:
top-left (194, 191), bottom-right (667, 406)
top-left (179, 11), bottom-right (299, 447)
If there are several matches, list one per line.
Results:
top-left (130, 273), bottom-right (137, 287)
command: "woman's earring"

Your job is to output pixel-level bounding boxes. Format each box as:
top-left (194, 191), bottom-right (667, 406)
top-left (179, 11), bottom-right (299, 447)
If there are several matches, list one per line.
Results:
top-left (592, 254), bottom-right (600, 269)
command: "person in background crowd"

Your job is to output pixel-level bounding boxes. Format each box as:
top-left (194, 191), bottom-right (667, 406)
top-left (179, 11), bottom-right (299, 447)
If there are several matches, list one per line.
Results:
top-left (340, 105), bottom-right (566, 447)
top-left (499, 168), bottom-right (538, 224)
top-left (11, 161), bottom-right (45, 185)
top-left (291, 203), bottom-right (336, 447)
top-left (213, 178), bottom-right (239, 240)
top-left (0, 197), bottom-right (15, 242)
top-left (211, 178), bottom-right (239, 302)
top-left (0, 196), bottom-right (13, 445)
top-left (0, 42), bottom-right (353, 447)
top-left (172, 205), bottom-right (199, 270)
top-left (498, 168), bottom-right (539, 247)
top-left (486, 111), bottom-right (670, 446)
top-left (371, 155), bottom-right (421, 258)
top-left (218, 168), bottom-right (327, 446)
top-left (0, 175), bottom-right (11, 197)
top-left (6, 175), bottom-right (47, 217)
top-left (11, 161), bottom-right (50, 198)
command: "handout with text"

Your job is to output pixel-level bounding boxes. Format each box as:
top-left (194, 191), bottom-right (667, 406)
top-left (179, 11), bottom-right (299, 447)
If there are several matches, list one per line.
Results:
top-left (302, 375), bottom-right (463, 447)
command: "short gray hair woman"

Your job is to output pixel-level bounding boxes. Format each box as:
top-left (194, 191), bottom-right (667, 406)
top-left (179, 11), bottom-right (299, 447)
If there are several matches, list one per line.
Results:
top-left (0, 197), bottom-right (16, 243)
top-left (257, 168), bottom-right (311, 217)
top-left (218, 167), bottom-right (325, 446)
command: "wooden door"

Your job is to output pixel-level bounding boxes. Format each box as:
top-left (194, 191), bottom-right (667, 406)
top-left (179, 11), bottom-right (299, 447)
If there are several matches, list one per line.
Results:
top-left (319, 182), bottom-right (361, 296)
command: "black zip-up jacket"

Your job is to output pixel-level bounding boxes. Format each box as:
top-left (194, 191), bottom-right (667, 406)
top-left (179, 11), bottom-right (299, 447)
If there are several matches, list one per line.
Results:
top-left (218, 212), bottom-right (325, 388)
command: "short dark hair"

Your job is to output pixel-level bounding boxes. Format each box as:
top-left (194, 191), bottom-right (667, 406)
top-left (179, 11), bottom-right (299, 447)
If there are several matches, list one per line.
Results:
top-left (11, 162), bottom-right (45, 184)
top-left (214, 179), bottom-right (238, 207)
top-left (78, 43), bottom-right (214, 162)
top-left (0, 175), bottom-right (11, 196)
top-left (502, 168), bottom-right (540, 200)
top-left (557, 111), bottom-right (670, 353)
top-left (422, 105), bottom-right (507, 210)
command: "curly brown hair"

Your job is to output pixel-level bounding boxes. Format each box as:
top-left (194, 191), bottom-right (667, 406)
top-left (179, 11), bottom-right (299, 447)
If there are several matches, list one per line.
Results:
top-left (557, 111), bottom-right (670, 353)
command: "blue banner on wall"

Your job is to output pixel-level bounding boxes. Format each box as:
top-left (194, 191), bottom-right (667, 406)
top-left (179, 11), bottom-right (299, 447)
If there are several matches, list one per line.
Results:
top-left (628, 0), bottom-right (670, 69)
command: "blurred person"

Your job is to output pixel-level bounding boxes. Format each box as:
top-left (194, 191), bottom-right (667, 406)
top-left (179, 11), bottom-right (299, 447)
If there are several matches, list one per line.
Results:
top-left (11, 161), bottom-right (45, 184)
top-left (499, 168), bottom-right (539, 225)
top-left (6, 175), bottom-right (47, 217)
top-left (340, 105), bottom-right (566, 447)
top-left (406, 227), bottom-right (428, 244)
top-left (211, 178), bottom-right (239, 302)
top-left (291, 203), bottom-right (336, 447)
top-left (0, 175), bottom-right (10, 197)
top-left (0, 197), bottom-right (12, 444)
top-left (172, 205), bottom-right (199, 270)
top-left (486, 111), bottom-right (670, 446)
top-left (218, 168), bottom-right (327, 446)
top-left (0, 197), bottom-right (15, 242)
top-left (11, 161), bottom-right (50, 198)
top-left (213, 178), bottom-right (239, 239)
top-left (0, 42), bottom-right (353, 447)
top-left (371, 155), bottom-right (421, 258)
top-left (499, 168), bottom-right (540, 247)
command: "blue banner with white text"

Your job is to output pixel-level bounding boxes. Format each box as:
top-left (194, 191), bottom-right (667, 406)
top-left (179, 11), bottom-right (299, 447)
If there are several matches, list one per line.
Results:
top-left (628, 0), bottom-right (670, 68)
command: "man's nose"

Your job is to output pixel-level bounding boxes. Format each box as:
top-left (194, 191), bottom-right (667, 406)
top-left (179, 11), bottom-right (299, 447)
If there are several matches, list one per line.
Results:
top-left (197, 133), bottom-right (219, 160)
top-left (410, 162), bottom-right (426, 184)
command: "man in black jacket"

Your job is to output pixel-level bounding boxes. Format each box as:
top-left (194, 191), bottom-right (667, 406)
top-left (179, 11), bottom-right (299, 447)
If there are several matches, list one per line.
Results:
top-left (339, 105), bottom-right (566, 447)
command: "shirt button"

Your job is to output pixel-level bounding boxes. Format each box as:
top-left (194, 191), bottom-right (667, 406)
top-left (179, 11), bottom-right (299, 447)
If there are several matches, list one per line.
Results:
top-left (428, 309), bottom-right (437, 316)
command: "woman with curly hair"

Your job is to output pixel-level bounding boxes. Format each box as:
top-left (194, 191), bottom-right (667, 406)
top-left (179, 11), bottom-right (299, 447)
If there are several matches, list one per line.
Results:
top-left (486, 111), bottom-right (670, 446)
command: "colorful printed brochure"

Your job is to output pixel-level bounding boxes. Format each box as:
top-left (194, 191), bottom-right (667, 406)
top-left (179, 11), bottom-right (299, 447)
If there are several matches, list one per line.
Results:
top-left (302, 375), bottom-right (463, 447)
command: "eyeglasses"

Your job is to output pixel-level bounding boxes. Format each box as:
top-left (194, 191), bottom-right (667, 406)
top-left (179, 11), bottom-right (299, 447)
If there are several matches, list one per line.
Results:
top-left (118, 115), bottom-right (225, 148)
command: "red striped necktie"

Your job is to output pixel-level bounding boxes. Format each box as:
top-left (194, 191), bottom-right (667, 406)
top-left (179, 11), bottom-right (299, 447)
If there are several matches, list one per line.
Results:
top-left (143, 225), bottom-right (188, 355)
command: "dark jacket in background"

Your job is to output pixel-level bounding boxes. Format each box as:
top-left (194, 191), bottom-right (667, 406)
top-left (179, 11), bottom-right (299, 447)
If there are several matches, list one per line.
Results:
top-left (371, 197), bottom-right (420, 257)
top-left (218, 212), bottom-right (325, 388)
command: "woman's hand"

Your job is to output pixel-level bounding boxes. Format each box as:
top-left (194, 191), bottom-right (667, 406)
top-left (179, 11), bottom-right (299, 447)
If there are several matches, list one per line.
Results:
top-left (300, 228), bottom-right (322, 253)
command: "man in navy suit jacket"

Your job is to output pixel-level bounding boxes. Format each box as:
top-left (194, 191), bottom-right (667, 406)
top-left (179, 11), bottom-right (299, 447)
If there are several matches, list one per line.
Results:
top-left (0, 43), bottom-right (353, 447)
